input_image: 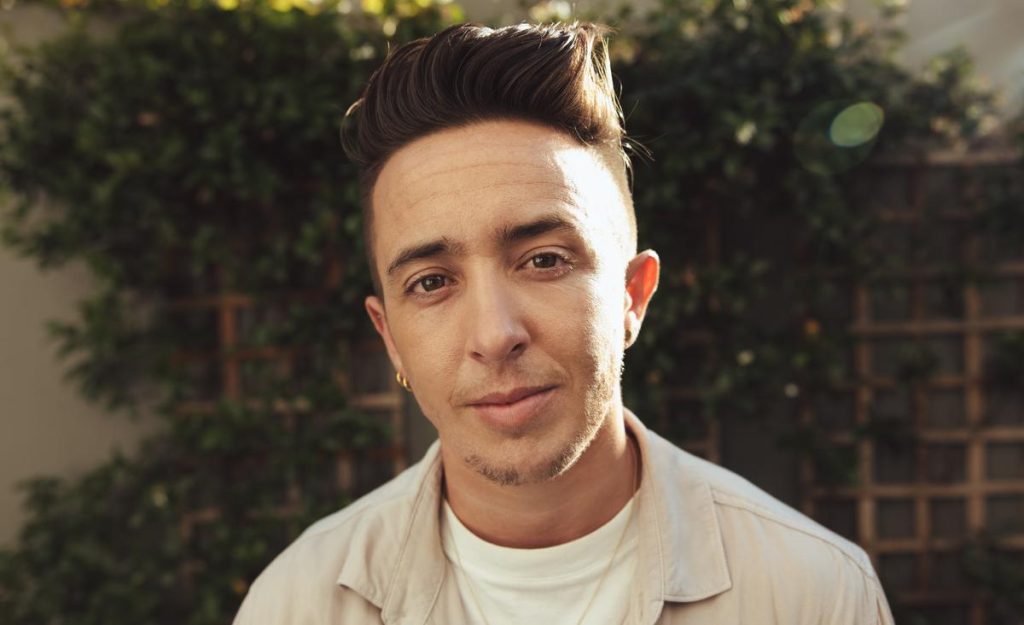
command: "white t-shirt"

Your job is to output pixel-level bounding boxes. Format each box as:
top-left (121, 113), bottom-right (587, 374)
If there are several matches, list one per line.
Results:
top-left (440, 498), bottom-right (639, 625)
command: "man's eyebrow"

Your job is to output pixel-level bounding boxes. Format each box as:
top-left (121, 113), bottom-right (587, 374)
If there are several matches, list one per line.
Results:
top-left (497, 214), bottom-right (578, 245)
top-left (385, 215), bottom-right (578, 279)
top-left (386, 238), bottom-right (467, 278)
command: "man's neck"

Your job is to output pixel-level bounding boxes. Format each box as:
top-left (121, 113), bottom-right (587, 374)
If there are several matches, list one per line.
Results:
top-left (441, 409), bottom-right (639, 549)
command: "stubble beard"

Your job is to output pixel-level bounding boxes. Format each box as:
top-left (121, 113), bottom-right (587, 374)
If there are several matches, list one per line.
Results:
top-left (465, 422), bottom-right (595, 487)
top-left (463, 343), bottom-right (623, 488)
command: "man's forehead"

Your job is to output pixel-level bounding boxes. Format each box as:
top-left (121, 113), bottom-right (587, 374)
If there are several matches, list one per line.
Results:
top-left (379, 162), bottom-right (582, 220)
top-left (376, 186), bottom-right (591, 265)
top-left (367, 119), bottom-right (633, 276)
top-left (373, 122), bottom-right (595, 214)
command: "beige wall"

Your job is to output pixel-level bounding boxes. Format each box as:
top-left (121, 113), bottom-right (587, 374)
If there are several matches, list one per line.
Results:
top-left (0, 0), bottom-right (1021, 548)
top-left (471, 0), bottom-right (1024, 113)
top-left (847, 0), bottom-right (1024, 114)
top-left (0, 6), bottom-right (158, 548)
top-left (0, 252), bottom-right (159, 546)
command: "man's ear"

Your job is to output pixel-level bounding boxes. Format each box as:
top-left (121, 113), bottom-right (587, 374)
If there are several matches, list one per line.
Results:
top-left (623, 250), bottom-right (660, 347)
top-left (365, 295), bottom-right (405, 376)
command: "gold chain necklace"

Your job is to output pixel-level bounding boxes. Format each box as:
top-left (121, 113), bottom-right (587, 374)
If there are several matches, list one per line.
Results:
top-left (445, 438), bottom-right (640, 625)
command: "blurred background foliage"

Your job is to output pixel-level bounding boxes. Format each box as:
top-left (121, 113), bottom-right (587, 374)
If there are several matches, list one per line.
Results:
top-left (0, 0), bottom-right (1021, 622)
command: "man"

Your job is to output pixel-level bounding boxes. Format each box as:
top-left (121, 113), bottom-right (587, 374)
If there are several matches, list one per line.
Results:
top-left (234, 21), bottom-right (895, 624)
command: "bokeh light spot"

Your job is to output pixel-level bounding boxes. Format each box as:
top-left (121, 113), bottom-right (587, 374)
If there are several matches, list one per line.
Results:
top-left (829, 102), bottom-right (885, 148)
top-left (794, 100), bottom-right (885, 176)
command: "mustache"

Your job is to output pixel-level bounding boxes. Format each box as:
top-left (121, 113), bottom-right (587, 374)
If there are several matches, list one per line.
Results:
top-left (452, 368), bottom-right (565, 406)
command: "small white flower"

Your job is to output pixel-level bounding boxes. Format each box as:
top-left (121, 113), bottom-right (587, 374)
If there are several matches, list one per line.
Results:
top-left (151, 486), bottom-right (169, 508)
top-left (350, 43), bottom-right (376, 61)
top-left (826, 27), bottom-right (843, 48)
top-left (978, 114), bottom-right (1000, 136)
top-left (529, 0), bottom-right (572, 22)
top-left (735, 121), bottom-right (757, 145)
top-left (550, 0), bottom-right (572, 18)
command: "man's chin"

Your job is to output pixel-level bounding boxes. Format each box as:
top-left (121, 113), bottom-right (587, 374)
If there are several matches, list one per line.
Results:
top-left (464, 441), bottom-right (583, 487)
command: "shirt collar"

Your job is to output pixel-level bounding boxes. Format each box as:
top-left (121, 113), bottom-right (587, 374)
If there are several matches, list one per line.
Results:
top-left (337, 409), bottom-right (732, 624)
top-left (334, 443), bottom-right (448, 625)
top-left (625, 408), bottom-right (732, 613)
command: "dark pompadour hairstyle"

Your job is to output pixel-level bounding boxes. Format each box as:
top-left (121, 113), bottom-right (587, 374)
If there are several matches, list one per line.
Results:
top-left (341, 21), bottom-right (635, 295)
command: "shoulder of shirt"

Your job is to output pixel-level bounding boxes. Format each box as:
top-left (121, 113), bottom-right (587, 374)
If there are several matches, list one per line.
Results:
top-left (645, 429), bottom-right (879, 583)
top-left (299, 446), bottom-right (434, 541)
top-left (239, 442), bottom-right (439, 613)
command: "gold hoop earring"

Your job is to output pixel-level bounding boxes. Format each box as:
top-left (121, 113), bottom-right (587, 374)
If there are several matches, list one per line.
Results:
top-left (625, 327), bottom-right (633, 346)
top-left (396, 371), bottom-right (412, 392)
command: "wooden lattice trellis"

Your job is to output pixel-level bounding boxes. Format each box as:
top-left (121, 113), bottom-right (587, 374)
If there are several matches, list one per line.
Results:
top-left (798, 148), bottom-right (1024, 625)
top-left (649, 210), bottom-right (723, 465)
top-left (169, 263), bottom-right (407, 587)
top-left (651, 349), bottom-right (722, 464)
top-left (653, 146), bottom-right (1023, 623)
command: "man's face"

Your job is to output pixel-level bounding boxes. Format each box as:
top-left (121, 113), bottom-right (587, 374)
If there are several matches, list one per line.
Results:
top-left (364, 119), bottom-right (653, 486)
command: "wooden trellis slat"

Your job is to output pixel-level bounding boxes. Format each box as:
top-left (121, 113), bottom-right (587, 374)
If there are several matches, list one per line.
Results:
top-left (813, 482), bottom-right (1024, 498)
top-left (853, 317), bottom-right (1024, 335)
top-left (655, 208), bottom-right (723, 464)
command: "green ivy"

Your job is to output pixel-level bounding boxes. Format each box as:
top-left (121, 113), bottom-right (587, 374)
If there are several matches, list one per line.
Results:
top-left (616, 0), bottom-right (1007, 441)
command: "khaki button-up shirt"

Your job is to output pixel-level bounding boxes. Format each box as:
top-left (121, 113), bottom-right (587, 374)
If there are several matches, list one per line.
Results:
top-left (234, 410), bottom-right (895, 624)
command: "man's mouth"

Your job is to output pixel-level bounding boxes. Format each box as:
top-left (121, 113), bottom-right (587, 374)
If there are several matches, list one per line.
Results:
top-left (467, 385), bottom-right (557, 407)
top-left (466, 385), bottom-right (558, 431)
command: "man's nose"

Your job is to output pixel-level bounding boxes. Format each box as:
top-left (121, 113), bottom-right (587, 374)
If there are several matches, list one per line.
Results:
top-left (465, 276), bottom-right (530, 364)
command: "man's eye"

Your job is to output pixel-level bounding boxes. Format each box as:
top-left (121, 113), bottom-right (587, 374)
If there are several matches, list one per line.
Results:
top-left (415, 275), bottom-right (447, 292)
top-left (531, 253), bottom-right (563, 269)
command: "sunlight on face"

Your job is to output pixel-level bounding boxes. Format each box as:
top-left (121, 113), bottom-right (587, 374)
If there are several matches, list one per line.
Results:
top-left (366, 120), bottom-right (635, 486)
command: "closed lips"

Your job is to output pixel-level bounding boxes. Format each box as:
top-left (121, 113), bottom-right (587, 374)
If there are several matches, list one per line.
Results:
top-left (469, 386), bottom-right (556, 406)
